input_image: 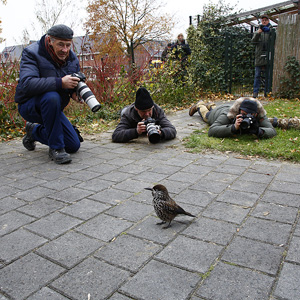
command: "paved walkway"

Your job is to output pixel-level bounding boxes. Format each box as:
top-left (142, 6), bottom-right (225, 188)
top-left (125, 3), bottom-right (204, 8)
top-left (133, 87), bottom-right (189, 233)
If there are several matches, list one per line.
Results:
top-left (0, 109), bottom-right (300, 300)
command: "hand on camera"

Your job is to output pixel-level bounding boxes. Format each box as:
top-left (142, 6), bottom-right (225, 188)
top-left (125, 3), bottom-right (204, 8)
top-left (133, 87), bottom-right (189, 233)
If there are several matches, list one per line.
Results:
top-left (234, 114), bottom-right (243, 130)
top-left (137, 121), bottom-right (147, 135)
top-left (62, 75), bottom-right (80, 89)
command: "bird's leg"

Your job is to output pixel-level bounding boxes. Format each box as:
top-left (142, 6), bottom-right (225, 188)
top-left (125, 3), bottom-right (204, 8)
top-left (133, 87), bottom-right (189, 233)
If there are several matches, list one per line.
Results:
top-left (156, 221), bottom-right (166, 225)
top-left (162, 221), bottom-right (172, 229)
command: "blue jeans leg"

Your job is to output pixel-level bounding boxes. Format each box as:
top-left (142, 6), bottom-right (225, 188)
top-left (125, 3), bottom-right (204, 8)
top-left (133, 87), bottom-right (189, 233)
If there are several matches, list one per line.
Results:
top-left (253, 66), bottom-right (262, 94)
top-left (18, 92), bottom-right (80, 153)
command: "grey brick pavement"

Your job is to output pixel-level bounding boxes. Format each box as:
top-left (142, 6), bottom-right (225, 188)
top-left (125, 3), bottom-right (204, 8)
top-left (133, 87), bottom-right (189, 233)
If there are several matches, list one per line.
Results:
top-left (0, 109), bottom-right (300, 300)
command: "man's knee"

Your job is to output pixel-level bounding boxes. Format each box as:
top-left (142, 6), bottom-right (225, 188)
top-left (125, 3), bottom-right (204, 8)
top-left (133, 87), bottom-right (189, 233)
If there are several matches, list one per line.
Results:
top-left (40, 92), bottom-right (61, 109)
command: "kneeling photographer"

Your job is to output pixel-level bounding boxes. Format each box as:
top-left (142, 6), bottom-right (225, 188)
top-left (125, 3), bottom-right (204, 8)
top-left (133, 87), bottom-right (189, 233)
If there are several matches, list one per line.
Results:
top-left (15, 24), bottom-right (96, 164)
top-left (189, 97), bottom-right (277, 139)
top-left (112, 87), bottom-right (177, 143)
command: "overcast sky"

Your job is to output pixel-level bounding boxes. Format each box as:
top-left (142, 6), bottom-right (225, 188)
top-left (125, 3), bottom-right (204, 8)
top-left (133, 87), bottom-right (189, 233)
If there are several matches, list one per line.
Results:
top-left (0, 0), bottom-right (279, 51)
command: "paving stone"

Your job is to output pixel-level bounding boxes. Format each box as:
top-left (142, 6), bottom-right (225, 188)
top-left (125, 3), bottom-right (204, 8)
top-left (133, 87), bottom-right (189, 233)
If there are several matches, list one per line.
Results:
top-left (180, 164), bottom-right (213, 175)
top-left (113, 178), bottom-right (153, 193)
top-left (195, 155), bottom-right (227, 167)
top-left (76, 178), bottom-right (114, 192)
top-left (75, 214), bottom-right (133, 242)
top-left (174, 189), bottom-right (217, 207)
top-left (202, 201), bottom-right (250, 224)
top-left (87, 162), bottom-right (119, 174)
top-left (183, 217), bottom-right (237, 245)
top-left (0, 197), bottom-right (26, 215)
top-left (88, 188), bottom-right (133, 205)
top-left (100, 170), bottom-right (134, 182)
top-left (202, 171), bottom-right (238, 184)
top-left (294, 222), bottom-right (300, 236)
top-left (105, 200), bottom-right (153, 222)
top-left (248, 163), bottom-right (279, 175)
top-left (0, 253), bottom-right (65, 300)
top-left (223, 157), bottom-right (253, 167)
top-left (108, 293), bottom-right (133, 300)
top-left (61, 199), bottom-right (109, 220)
top-left (273, 262), bottom-right (300, 300)
top-left (222, 236), bottom-right (284, 275)
top-left (251, 202), bottom-right (298, 224)
top-left (216, 189), bottom-right (259, 207)
top-left (0, 228), bottom-right (47, 262)
top-left (189, 179), bottom-right (230, 194)
top-left (239, 171), bottom-right (274, 183)
top-left (107, 157), bottom-right (135, 166)
top-left (158, 179), bottom-right (192, 194)
top-left (13, 186), bottom-right (55, 202)
top-left (118, 164), bottom-right (151, 175)
top-left (17, 197), bottom-right (65, 218)
top-left (8, 177), bottom-right (47, 190)
top-left (25, 212), bottom-right (82, 239)
top-left (269, 180), bottom-right (300, 195)
top-left (228, 180), bottom-right (268, 195)
top-left (196, 262), bottom-right (274, 300)
top-left (275, 169), bottom-right (300, 184)
top-left (0, 211), bottom-right (35, 236)
top-left (261, 190), bottom-right (300, 207)
top-left (66, 169), bottom-right (103, 181)
top-left (238, 217), bottom-right (292, 246)
top-left (36, 231), bottom-right (104, 268)
top-left (128, 216), bottom-right (187, 245)
top-left (26, 287), bottom-right (70, 300)
top-left (286, 236), bottom-right (300, 264)
top-left (119, 260), bottom-right (200, 300)
top-left (51, 257), bottom-right (129, 300)
top-left (0, 185), bottom-right (21, 199)
top-left (167, 171), bottom-right (205, 184)
top-left (41, 178), bottom-right (82, 191)
top-left (214, 163), bottom-right (246, 175)
top-left (156, 235), bottom-right (223, 273)
top-left (95, 234), bottom-right (162, 272)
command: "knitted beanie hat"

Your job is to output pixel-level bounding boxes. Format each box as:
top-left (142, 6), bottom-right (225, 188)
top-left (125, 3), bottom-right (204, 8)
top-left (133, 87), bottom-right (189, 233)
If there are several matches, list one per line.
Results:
top-left (47, 24), bottom-right (74, 40)
top-left (240, 99), bottom-right (258, 114)
top-left (135, 87), bottom-right (154, 110)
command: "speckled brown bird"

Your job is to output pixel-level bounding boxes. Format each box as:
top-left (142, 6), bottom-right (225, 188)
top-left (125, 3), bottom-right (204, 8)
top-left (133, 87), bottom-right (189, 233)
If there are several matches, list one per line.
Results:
top-left (145, 184), bottom-right (195, 229)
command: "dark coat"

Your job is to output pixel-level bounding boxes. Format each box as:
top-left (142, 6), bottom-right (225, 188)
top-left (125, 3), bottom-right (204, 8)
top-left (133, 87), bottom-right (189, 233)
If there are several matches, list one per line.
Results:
top-left (14, 35), bottom-right (80, 107)
top-left (112, 103), bottom-right (177, 143)
top-left (251, 24), bottom-right (273, 67)
top-left (207, 98), bottom-right (277, 139)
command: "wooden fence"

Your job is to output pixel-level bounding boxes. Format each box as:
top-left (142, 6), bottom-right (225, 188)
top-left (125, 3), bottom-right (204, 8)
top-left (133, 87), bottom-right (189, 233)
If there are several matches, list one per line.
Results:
top-left (272, 14), bottom-right (300, 94)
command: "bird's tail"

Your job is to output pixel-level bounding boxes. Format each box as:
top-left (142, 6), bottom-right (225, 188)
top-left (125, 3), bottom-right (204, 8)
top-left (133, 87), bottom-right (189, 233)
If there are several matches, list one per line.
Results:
top-left (184, 211), bottom-right (196, 217)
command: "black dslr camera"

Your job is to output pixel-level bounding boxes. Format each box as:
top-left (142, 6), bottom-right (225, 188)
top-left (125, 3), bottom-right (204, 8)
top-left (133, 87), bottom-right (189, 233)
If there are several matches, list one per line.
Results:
top-left (240, 114), bottom-right (256, 130)
top-left (143, 118), bottom-right (161, 144)
top-left (71, 72), bottom-right (101, 112)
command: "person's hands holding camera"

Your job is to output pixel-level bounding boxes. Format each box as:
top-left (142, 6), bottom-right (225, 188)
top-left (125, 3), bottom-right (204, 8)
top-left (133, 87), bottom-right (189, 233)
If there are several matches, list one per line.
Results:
top-left (137, 121), bottom-right (147, 135)
top-left (62, 75), bottom-right (80, 89)
top-left (234, 114), bottom-right (243, 130)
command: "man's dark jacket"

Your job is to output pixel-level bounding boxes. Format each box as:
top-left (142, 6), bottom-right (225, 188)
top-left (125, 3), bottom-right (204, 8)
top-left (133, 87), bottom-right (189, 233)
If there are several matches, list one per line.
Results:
top-left (14, 35), bottom-right (80, 108)
top-left (207, 99), bottom-right (277, 139)
top-left (112, 103), bottom-right (177, 143)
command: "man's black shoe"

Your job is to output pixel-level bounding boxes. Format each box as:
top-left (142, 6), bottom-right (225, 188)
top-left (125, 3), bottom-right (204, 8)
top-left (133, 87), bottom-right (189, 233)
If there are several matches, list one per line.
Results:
top-left (22, 122), bottom-right (36, 151)
top-left (49, 148), bottom-right (72, 164)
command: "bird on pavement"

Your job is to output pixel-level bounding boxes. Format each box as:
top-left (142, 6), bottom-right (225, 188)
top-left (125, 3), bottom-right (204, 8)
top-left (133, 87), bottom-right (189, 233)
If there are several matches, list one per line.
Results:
top-left (145, 184), bottom-right (196, 229)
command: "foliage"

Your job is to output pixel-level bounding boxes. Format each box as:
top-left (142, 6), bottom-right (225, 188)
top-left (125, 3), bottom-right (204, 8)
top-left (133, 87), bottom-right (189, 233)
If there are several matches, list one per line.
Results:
top-left (187, 1), bottom-right (254, 93)
top-left (278, 56), bottom-right (300, 99)
top-left (85, 0), bottom-right (174, 66)
top-left (184, 99), bottom-right (300, 162)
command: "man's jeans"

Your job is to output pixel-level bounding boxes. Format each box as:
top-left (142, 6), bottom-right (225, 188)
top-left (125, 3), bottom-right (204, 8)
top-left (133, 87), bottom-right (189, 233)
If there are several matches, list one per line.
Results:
top-left (18, 91), bottom-right (80, 153)
top-left (253, 66), bottom-right (268, 95)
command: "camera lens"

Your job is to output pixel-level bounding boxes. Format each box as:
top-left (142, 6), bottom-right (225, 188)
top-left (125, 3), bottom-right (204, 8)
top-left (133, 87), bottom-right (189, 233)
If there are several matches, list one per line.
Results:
top-left (77, 82), bottom-right (101, 112)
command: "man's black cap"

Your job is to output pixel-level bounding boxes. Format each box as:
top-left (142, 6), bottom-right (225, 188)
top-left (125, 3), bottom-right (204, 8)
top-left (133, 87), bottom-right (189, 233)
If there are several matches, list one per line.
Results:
top-left (240, 99), bottom-right (258, 114)
top-left (135, 87), bottom-right (154, 110)
top-left (47, 24), bottom-right (74, 40)
top-left (261, 15), bottom-right (269, 20)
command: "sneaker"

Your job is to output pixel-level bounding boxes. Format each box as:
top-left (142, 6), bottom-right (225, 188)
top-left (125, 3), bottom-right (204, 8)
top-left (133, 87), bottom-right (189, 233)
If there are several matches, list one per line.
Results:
top-left (49, 148), bottom-right (72, 164)
top-left (22, 122), bottom-right (36, 151)
top-left (189, 100), bottom-right (205, 116)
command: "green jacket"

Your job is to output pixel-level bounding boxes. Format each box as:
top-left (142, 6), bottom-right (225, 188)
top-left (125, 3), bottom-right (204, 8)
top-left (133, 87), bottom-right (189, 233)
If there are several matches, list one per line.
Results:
top-left (207, 103), bottom-right (277, 139)
top-left (251, 27), bottom-right (273, 67)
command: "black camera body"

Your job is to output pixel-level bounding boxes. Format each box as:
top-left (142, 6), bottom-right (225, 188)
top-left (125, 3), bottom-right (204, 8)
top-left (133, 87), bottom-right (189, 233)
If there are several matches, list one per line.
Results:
top-left (143, 118), bottom-right (161, 144)
top-left (240, 114), bottom-right (256, 130)
top-left (71, 72), bottom-right (101, 112)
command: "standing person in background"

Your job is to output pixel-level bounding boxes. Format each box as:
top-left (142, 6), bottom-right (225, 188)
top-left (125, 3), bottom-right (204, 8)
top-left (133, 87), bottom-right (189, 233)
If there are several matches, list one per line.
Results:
top-left (252, 15), bottom-right (273, 98)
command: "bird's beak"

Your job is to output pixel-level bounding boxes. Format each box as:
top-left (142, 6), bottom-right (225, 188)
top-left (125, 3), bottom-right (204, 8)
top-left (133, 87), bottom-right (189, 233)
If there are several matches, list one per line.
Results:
top-left (144, 187), bottom-right (153, 191)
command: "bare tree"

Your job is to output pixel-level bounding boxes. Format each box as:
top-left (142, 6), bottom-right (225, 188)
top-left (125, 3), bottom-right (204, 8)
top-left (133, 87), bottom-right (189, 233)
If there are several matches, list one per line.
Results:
top-left (85, 0), bottom-right (174, 65)
top-left (0, 0), bottom-right (8, 44)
